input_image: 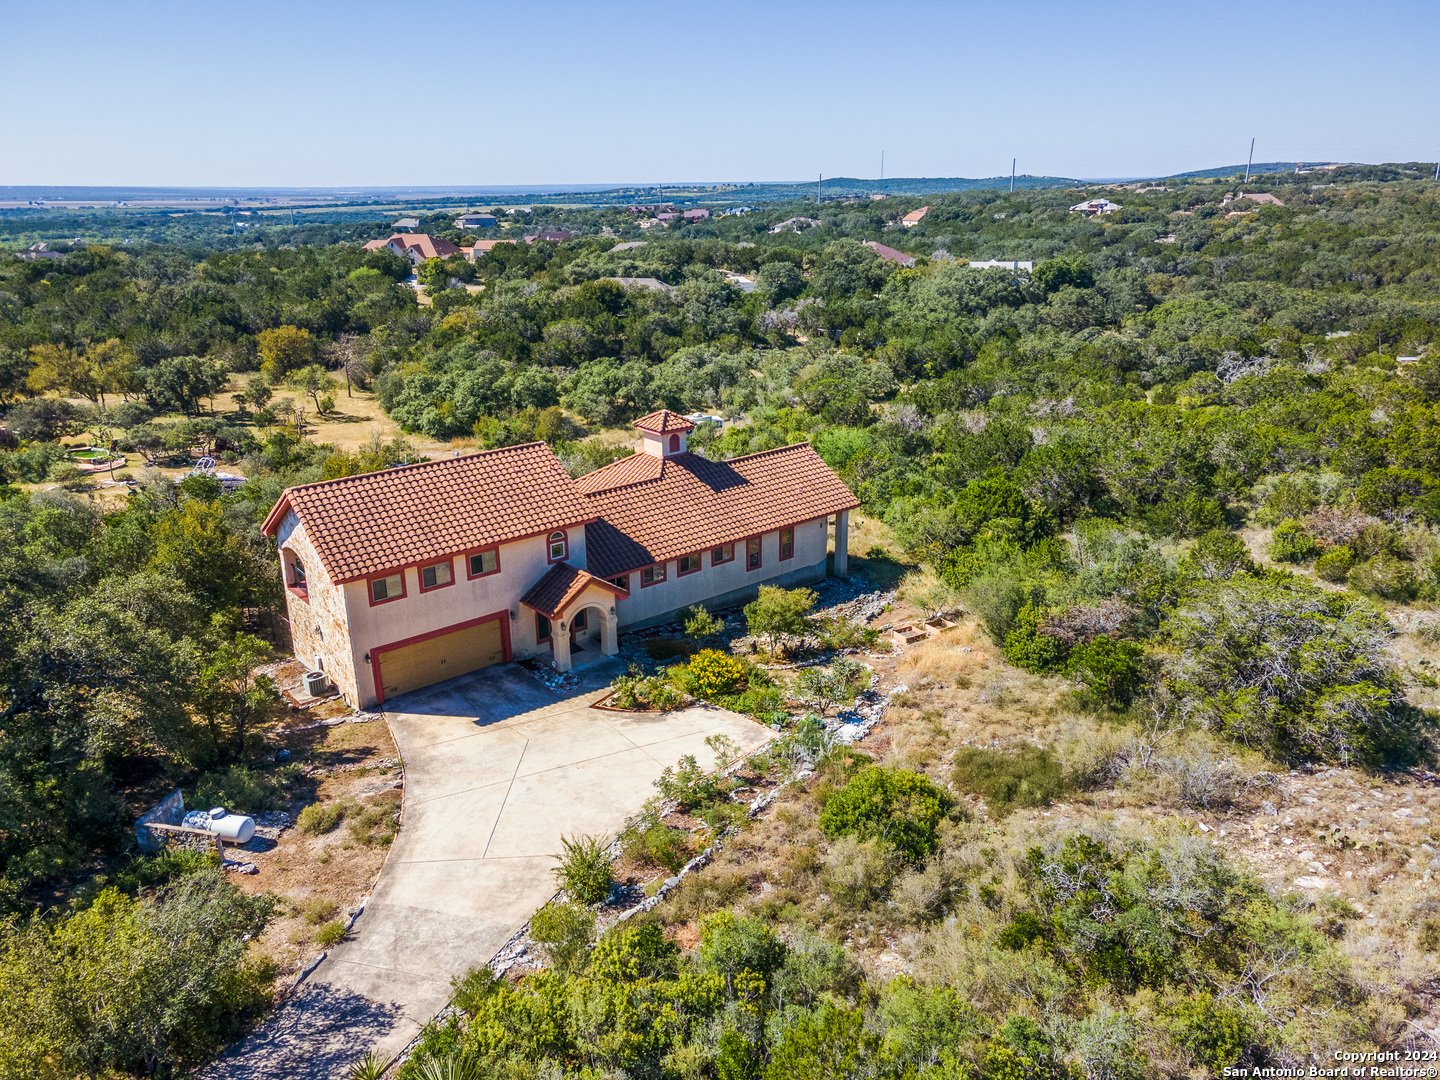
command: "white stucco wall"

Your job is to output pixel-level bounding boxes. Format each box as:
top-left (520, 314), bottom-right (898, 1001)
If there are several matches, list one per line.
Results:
top-left (611, 517), bottom-right (828, 628)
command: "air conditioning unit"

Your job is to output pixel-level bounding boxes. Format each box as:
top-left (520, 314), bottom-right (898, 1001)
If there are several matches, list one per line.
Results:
top-left (304, 670), bottom-right (330, 697)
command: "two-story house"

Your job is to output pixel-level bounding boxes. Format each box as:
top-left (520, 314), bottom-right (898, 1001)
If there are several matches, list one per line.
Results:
top-left (262, 410), bottom-right (858, 708)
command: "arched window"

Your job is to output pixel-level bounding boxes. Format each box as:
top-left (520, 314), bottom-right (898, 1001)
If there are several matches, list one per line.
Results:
top-left (548, 530), bottom-right (568, 562)
top-left (668, 433), bottom-right (680, 453)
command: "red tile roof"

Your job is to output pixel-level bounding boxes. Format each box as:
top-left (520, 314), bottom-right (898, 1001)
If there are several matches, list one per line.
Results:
top-left (520, 563), bottom-right (625, 619)
top-left (262, 444), bottom-right (594, 584)
top-left (577, 445), bottom-right (859, 578)
top-left (863, 240), bottom-right (915, 266)
top-left (633, 409), bottom-right (695, 434)
top-left (362, 234), bottom-right (461, 260)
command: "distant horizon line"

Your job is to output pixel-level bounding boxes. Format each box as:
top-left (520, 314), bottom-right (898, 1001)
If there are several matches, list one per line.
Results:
top-left (0, 162), bottom-right (1377, 196)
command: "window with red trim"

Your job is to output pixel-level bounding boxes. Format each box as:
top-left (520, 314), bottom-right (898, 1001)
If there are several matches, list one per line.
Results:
top-left (609, 574), bottom-right (630, 594)
top-left (746, 536), bottom-right (762, 570)
top-left (641, 563), bottom-right (667, 587)
top-left (678, 553), bottom-right (702, 576)
top-left (467, 548), bottom-right (499, 578)
top-left (712, 542), bottom-right (734, 565)
top-left (420, 558), bottom-right (454, 591)
top-left (547, 531), bottom-right (568, 562)
top-left (536, 614), bottom-right (551, 642)
top-left (284, 551), bottom-right (309, 599)
top-left (779, 528), bottom-right (794, 561)
top-left (369, 571), bottom-right (406, 604)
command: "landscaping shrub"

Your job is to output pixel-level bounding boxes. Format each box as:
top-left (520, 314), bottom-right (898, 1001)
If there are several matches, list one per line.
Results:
top-left (745, 585), bottom-right (817, 656)
top-left (528, 901), bottom-right (595, 974)
top-left (681, 605), bottom-right (725, 644)
top-left (813, 616), bottom-right (879, 651)
top-left (449, 968), bottom-right (501, 1017)
top-left (552, 833), bottom-right (613, 904)
top-left (1179, 529), bottom-right (1256, 581)
top-left (609, 672), bottom-right (683, 711)
top-left (297, 801), bottom-right (347, 835)
top-left (818, 766), bottom-right (954, 861)
top-left (1267, 518), bottom-right (1320, 563)
top-left (654, 754), bottom-right (722, 811)
top-left (314, 918), bottom-right (348, 947)
top-left (683, 648), bottom-right (748, 698)
top-left (620, 810), bottom-right (690, 872)
top-left (952, 745), bottom-right (1070, 815)
top-left (795, 656), bottom-right (866, 714)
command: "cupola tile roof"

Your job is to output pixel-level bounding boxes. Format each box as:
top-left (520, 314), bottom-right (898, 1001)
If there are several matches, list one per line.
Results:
top-left (261, 443), bottom-right (593, 583)
top-left (632, 409), bottom-right (696, 434)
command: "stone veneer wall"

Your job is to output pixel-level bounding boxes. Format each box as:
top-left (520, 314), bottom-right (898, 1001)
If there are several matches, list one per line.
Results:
top-left (276, 512), bottom-right (362, 706)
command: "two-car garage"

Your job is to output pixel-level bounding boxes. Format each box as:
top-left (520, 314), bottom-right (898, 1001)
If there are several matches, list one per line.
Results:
top-left (373, 614), bottom-right (509, 703)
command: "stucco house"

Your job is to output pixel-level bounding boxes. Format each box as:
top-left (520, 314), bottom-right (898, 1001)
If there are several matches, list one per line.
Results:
top-left (262, 410), bottom-right (858, 708)
top-left (362, 233), bottom-right (462, 264)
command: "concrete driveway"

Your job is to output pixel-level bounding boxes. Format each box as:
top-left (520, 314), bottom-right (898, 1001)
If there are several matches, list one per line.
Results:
top-left (203, 662), bottom-right (772, 1079)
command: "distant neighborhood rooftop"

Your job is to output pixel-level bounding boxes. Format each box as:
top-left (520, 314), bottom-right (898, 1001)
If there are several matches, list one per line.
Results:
top-left (1069, 199), bottom-right (1122, 215)
top-left (863, 240), bottom-right (915, 268)
top-left (901, 206), bottom-right (931, 227)
top-left (363, 234), bottom-right (462, 262)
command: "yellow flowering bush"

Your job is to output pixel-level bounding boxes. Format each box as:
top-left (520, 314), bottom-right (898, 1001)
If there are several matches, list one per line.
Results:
top-left (685, 649), bottom-right (747, 699)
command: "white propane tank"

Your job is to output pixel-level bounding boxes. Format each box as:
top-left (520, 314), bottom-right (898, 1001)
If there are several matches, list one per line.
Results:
top-left (206, 807), bottom-right (256, 844)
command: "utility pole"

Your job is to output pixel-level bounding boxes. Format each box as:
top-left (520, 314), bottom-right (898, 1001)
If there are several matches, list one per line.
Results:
top-left (880, 151), bottom-right (884, 181)
top-left (1434, 158), bottom-right (1439, 182)
top-left (818, 173), bottom-right (822, 204)
top-left (1245, 138), bottom-right (1255, 182)
top-left (1011, 158), bottom-right (1016, 192)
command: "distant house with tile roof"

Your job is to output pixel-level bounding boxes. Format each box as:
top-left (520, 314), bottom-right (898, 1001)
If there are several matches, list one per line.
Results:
top-left (901, 206), bottom-right (930, 227)
top-left (863, 240), bottom-right (915, 268)
top-left (362, 233), bottom-right (462, 264)
top-left (262, 410), bottom-right (858, 706)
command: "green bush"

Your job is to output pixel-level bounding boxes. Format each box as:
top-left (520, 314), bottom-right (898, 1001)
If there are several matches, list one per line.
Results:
top-left (654, 754), bottom-right (722, 811)
top-left (1348, 553), bottom-right (1418, 600)
top-left (587, 922), bottom-right (679, 983)
top-left (300, 896), bottom-right (338, 925)
top-left (552, 833), bottom-right (613, 904)
top-left (952, 745), bottom-right (1070, 815)
top-left (620, 811), bottom-right (690, 873)
top-left (345, 800), bottom-right (399, 846)
top-left (681, 605), bottom-right (725, 643)
top-left (696, 911), bottom-right (788, 989)
top-left (609, 672), bottom-right (683, 711)
top-left (681, 649), bottom-right (748, 698)
top-left (1066, 636), bottom-right (1148, 706)
top-left (528, 901), bottom-right (595, 974)
top-left (1002, 601), bottom-right (1070, 674)
top-left (818, 766), bottom-right (954, 861)
top-left (0, 873), bottom-right (274, 1076)
top-left (813, 615), bottom-right (879, 651)
top-left (1314, 546), bottom-right (1354, 582)
top-left (314, 919), bottom-right (348, 947)
top-left (194, 764), bottom-right (294, 813)
top-left (449, 967), bottom-right (500, 1017)
top-left (1179, 529), bottom-right (1256, 581)
top-left (114, 848), bottom-right (213, 893)
top-left (1268, 518), bottom-right (1321, 563)
top-left (1162, 992), bottom-right (1259, 1073)
top-left (297, 801), bottom-right (347, 835)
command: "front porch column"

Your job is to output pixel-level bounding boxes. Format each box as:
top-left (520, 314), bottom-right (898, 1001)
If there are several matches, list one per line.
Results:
top-left (552, 620), bottom-right (573, 672)
top-left (834, 509), bottom-right (850, 578)
top-left (600, 607), bottom-right (619, 657)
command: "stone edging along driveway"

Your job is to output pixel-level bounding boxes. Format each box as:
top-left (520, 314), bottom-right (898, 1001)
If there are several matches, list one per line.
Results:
top-left (201, 662), bottom-right (772, 1080)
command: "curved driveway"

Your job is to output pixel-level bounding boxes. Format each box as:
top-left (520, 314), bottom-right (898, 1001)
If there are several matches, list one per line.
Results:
top-left (203, 662), bottom-right (772, 1080)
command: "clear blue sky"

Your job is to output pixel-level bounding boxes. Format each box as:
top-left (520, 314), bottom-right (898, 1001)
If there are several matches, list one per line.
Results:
top-left (4, 0), bottom-right (1437, 187)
